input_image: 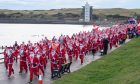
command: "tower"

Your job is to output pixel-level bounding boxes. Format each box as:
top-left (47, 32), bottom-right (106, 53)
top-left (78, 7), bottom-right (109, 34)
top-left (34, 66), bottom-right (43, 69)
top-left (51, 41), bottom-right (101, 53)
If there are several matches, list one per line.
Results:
top-left (82, 2), bottom-right (93, 22)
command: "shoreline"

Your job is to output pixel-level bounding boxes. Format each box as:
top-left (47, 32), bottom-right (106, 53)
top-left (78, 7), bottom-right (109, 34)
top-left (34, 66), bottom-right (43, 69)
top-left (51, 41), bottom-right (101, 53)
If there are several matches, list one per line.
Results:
top-left (0, 21), bottom-right (93, 25)
top-left (0, 22), bottom-right (116, 27)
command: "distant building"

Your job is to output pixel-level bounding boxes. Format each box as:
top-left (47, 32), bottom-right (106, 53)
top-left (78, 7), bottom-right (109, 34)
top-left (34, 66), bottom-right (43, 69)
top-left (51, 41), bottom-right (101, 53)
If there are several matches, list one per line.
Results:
top-left (82, 2), bottom-right (93, 22)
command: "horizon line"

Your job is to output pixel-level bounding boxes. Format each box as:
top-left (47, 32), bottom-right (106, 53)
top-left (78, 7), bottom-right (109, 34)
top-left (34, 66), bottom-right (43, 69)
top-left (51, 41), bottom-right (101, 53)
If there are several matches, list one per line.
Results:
top-left (0, 7), bottom-right (140, 11)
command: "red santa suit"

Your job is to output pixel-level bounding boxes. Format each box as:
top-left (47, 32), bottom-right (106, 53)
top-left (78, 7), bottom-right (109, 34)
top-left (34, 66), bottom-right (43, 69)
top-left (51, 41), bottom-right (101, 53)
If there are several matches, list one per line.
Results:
top-left (92, 41), bottom-right (98, 53)
top-left (50, 56), bottom-right (59, 74)
top-left (7, 49), bottom-right (14, 77)
top-left (29, 55), bottom-right (39, 82)
top-left (13, 48), bottom-right (19, 63)
top-left (109, 37), bottom-right (113, 49)
top-left (76, 45), bottom-right (80, 60)
top-left (59, 45), bottom-right (66, 64)
top-left (45, 45), bottom-right (50, 59)
top-left (38, 54), bottom-right (45, 75)
top-left (50, 50), bottom-right (59, 74)
top-left (87, 40), bottom-right (92, 52)
top-left (19, 49), bottom-right (28, 73)
top-left (68, 49), bottom-right (73, 62)
top-left (79, 44), bottom-right (85, 64)
top-left (113, 35), bottom-right (118, 47)
top-left (42, 49), bottom-right (47, 69)
top-left (72, 42), bottom-right (77, 58)
top-left (68, 44), bottom-right (73, 62)
top-left (4, 49), bottom-right (8, 70)
top-left (48, 43), bottom-right (52, 59)
top-left (97, 38), bottom-right (103, 51)
top-left (118, 32), bottom-right (122, 42)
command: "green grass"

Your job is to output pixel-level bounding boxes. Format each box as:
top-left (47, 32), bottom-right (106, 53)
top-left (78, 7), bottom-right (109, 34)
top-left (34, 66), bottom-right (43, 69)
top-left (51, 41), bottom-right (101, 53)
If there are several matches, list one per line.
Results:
top-left (53, 38), bottom-right (140, 84)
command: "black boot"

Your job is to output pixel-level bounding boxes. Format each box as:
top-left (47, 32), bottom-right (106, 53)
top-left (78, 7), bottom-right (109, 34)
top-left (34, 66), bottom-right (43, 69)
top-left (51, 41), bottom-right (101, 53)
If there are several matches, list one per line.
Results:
top-left (12, 69), bottom-right (14, 74)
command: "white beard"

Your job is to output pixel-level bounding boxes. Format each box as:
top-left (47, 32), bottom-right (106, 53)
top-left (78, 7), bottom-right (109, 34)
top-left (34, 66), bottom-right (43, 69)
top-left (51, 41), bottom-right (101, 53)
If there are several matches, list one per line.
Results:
top-left (35, 48), bottom-right (38, 53)
top-left (76, 43), bottom-right (79, 46)
top-left (70, 46), bottom-right (72, 50)
top-left (6, 49), bottom-right (11, 56)
top-left (37, 55), bottom-right (40, 59)
top-left (20, 49), bottom-right (24, 55)
top-left (80, 45), bottom-right (83, 50)
top-left (42, 50), bottom-right (46, 54)
top-left (52, 51), bottom-right (55, 56)
top-left (60, 46), bottom-right (63, 51)
top-left (30, 54), bottom-right (34, 58)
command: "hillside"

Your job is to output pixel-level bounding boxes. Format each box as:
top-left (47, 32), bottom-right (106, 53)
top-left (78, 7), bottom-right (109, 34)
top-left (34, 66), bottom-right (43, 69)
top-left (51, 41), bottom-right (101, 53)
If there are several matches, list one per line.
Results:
top-left (0, 8), bottom-right (139, 16)
top-left (46, 8), bottom-right (140, 16)
top-left (0, 8), bottom-right (140, 24)
top-left (53, 38), bottom-right (140, 84)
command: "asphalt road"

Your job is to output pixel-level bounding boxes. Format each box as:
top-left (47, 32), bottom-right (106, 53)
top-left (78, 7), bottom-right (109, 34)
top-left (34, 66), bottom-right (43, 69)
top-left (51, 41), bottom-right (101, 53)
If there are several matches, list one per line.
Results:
top-left (0, 60), bottom-right (52, 84)
top-left (0, 53), bottom-right (99, 84)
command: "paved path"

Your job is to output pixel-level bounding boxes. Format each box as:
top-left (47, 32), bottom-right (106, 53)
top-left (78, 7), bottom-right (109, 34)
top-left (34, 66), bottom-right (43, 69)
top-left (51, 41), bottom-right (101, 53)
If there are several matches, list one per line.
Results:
top-left (0, 39), bottom-right (131, 84)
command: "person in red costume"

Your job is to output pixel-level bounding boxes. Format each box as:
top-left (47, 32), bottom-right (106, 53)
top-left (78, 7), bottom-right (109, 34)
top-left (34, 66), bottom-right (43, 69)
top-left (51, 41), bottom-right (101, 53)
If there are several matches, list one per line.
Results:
top-left (75, 43), bottom-right (80, 61)
top-left (19, 47), bottom-right (28, 73)
top-left (87, 40), bottom-right (92, 53)
top-left (7, 48), bottom-right (14, 78)
top-left (59, 45), bottom-right (66, 64)
top-left (3, 47), bottom-right (8, 70)
top-left (109, 36), bottom-right (113, 49)
top-left (29, 52), bottom-right (39, 83)
top-left (68, 49), bottom-right (73, 62)
top-left (72, 42), bottom-right (76, 58)
top-left (13, 47), bottom-right (19, 63)
top-left (42, 48), bottom-right (47, 69)
top-left (92, 40), bottom-right (98, 55)
top-left (50, 50), bottom-right (59, 74)
top-left (98, 38), bottom-right (103, 51)
top-left (38, 52), bottom-right (45, 75)
top-left (79, 44), bottom-right (85, 65)
top-left (67, 44), bottom-right (73, 62)
top-left (114, 34), bottom-right (118, 47)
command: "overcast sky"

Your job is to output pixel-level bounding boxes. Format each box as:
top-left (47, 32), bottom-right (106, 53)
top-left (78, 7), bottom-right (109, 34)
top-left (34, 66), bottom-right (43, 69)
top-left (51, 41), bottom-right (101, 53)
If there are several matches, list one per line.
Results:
top-left (0, 0), bottom-right (139, 10)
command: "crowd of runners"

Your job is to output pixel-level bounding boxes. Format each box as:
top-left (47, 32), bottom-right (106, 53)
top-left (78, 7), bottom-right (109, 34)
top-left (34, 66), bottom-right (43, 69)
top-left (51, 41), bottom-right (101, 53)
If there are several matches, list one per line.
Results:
top-left (3, 23), bottom-right (138, 83)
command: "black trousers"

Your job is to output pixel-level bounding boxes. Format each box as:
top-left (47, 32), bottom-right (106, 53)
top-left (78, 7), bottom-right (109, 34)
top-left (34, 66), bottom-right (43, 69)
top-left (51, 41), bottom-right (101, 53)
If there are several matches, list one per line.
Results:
top-left (103, 45), bottom-right (108, 55)
top-left (92, 49), bottom-right (96, 56)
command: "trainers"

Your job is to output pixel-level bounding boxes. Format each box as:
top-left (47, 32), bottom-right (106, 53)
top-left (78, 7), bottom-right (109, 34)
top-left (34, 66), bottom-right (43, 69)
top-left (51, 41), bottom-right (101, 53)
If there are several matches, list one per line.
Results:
top-left (28, 81), bottom-right (32, 84)
top-left (8, 75), bottom-right (10, 79)
top-left (19, 71), bottom-right (22, 74)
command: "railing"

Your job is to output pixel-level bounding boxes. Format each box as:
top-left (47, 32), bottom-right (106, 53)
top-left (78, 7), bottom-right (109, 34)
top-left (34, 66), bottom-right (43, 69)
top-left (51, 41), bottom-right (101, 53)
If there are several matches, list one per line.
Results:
top-left (0, 52), bottom-right (3, 54)
top-left (0, 58), bottom-right (4, 60)
top-left (0, 48), bottom-right (4, 62)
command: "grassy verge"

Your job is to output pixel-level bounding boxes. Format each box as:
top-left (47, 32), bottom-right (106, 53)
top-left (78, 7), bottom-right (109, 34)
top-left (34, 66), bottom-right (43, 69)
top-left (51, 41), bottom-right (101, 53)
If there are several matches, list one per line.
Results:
top-left (53, 38), bottom-right (140, 84)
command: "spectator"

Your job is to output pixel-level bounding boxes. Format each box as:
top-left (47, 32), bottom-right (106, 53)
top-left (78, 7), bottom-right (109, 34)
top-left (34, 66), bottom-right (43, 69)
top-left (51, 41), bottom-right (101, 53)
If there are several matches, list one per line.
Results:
top-left (103, 37), bottom-right (109, 55)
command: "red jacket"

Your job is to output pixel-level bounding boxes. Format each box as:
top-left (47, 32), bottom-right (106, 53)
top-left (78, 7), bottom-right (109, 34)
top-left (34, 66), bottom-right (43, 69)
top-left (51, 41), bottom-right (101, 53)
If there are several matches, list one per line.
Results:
top-left (4, 49), bottom-right (8, 63)
top-left (8, 54), bottom-right (14, 64)
top-left (20, 51), bottom-right (27, 62)
top-left (39, 55), bottom-right (45, 67)
top-left (30, 56), bottom-right (39, 69)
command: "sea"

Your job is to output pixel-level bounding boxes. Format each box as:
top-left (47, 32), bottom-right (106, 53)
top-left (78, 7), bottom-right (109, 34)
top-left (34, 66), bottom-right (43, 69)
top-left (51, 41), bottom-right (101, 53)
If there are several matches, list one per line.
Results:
top-left (0, 23), bottom-right (94, 60)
